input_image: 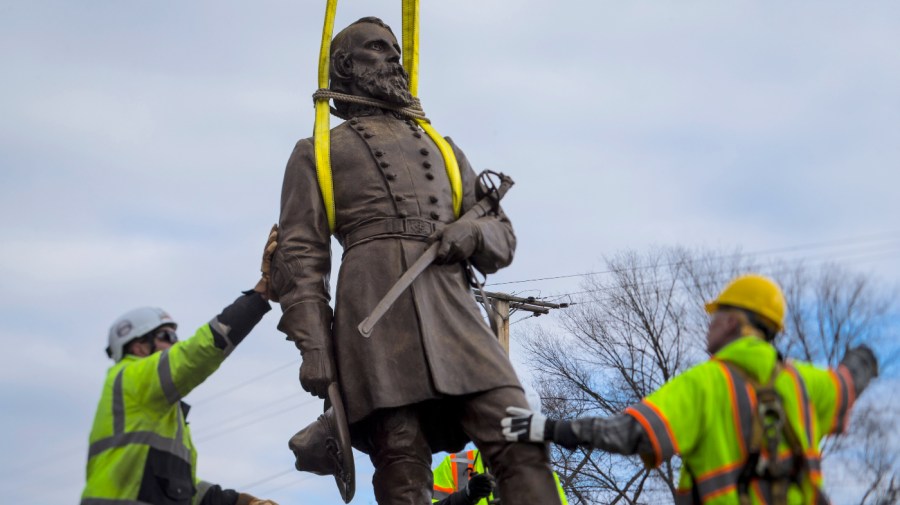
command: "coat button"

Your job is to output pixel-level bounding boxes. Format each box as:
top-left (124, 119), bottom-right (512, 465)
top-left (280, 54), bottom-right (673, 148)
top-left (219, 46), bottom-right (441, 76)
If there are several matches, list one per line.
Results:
top-left (350, 118), bottom-right (359, 125)
top-left (413, 132), bottom-right (422, 138)
top-left (356, 125), bottom-right (365, 131)
top-left (426, 173), bottom-right (435, 180)
top-left (386, 173), bottom-right (396, 181)
top-left (423, 161), bottom-right (432, 169)
top-left (374, 149), bottom-right (384, 157)
top-left (364, 132), bottom-right (374, 138)
top-left (398, 210), bottom-right (408, 218)
top-left (380, 161), bottom-right (390, 168)
top-left (430, 211), bottom-right (440, 220)
top-left (395, 195), bottom-right (404, 202)
top-left (420, 148), bottom-right (429, 156)
top-left (429, 196), bottom-right (438, 203)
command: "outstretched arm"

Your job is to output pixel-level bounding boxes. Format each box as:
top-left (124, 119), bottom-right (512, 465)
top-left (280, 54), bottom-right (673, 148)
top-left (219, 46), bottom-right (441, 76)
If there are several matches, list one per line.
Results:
top-left (501, 407), bottom-right (653, 455)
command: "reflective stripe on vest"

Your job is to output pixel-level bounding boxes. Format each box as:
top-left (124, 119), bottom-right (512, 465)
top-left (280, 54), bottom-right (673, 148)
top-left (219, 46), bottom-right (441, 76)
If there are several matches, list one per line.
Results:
top-left (88, 367), bottom-right (192, 464)
top-left (158, 349), bottom-right (180, 404)
top-left (784, 365), bottom-right (814, 448)
top-left (625, 400), bottom-right (678, 467)
top-left (831, 364), bottom-right (855, 434)
top-left (719, 361), bottom-right (755, 461)
top-left (449, 450), bottom-right (477, 492)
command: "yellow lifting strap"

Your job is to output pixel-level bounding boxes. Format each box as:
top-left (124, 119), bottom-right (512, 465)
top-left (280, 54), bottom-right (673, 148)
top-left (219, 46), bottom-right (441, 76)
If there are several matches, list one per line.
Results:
top-left (313, 0), bottom-right (463, 233)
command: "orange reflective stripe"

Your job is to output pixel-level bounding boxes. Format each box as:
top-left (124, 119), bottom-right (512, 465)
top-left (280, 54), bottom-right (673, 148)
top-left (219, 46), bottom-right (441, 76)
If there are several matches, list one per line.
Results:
top-left (693, 461), bottom-right (743, 501)
top-left (625, 400), bottom-right (678, 467)
top-left (449, 453), bottom-right (459, 490)
top-left (785, 365), bottom-right (814, 447)
top-left (831, 365), bottom-right (855, 434)
top-left (718, 362), bottom-right (756, 459)
top-left (752, 480), bottom-right (772, 504)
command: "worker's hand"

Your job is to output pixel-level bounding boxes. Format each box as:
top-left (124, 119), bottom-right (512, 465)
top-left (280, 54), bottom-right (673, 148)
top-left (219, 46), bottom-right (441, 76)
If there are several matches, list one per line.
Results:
top-left (299, 348), bottom-right (335, 399)
top-left (253, 224), bottom-right (279, 302)
top-left (501, 406), bottom-right (549, 443)
top-left (427, 220), bottom-right (482, 264)
top-left (465, 472), bottom-right (495, 503)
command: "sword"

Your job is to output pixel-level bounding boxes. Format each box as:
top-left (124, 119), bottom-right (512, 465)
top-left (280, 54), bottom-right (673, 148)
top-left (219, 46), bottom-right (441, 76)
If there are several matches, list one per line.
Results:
top-left (358, 171), bottom-right (514, 337)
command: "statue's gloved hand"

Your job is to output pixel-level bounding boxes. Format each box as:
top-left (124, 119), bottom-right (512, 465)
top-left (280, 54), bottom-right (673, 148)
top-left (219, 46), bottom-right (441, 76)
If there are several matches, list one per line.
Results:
top-left (465, 472), bottom-right (495, 503)
top-left (428, 220), bottom-right (482, 264)
top-left (299, 348), bottom-right (335, 399)
top-left (253, 224), bottom-right (279, 302)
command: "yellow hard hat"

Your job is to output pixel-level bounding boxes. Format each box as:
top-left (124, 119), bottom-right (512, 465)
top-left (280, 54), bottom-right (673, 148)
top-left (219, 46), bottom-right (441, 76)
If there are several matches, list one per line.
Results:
top-left (704, 274), bottom-right (786, 332)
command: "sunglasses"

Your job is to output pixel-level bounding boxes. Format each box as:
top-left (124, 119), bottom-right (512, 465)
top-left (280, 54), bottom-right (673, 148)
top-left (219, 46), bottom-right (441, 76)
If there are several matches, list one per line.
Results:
top-left (150, 327), bottom-right (179, 344)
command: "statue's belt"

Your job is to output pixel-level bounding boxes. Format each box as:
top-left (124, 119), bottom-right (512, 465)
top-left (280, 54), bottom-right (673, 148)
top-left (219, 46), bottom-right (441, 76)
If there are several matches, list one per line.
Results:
top-left (341, 217), bottom-right (443, 251)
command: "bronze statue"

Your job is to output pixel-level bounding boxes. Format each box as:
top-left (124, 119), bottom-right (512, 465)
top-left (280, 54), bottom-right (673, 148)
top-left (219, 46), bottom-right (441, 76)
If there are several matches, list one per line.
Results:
top-left (271, 17), bottom-right (561, 504)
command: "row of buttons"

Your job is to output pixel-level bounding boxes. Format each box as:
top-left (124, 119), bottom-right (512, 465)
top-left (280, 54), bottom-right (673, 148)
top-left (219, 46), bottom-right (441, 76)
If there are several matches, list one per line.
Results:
top-left (351, 117), bottom-right (443, 221)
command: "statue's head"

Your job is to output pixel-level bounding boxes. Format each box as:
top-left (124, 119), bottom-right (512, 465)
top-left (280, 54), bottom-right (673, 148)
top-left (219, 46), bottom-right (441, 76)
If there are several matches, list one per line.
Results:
top-left (330, 17), bottom-right (414, 116)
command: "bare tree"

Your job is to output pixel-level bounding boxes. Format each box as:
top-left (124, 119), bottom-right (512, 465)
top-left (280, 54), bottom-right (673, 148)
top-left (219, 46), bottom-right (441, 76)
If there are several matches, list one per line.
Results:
top-left (523, 247), bottom-right (897, 504)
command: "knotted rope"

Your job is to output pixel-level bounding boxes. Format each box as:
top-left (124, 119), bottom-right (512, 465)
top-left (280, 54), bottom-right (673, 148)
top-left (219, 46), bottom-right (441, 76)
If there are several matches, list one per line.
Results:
top-left (313, 88), bottom-right (429, 121)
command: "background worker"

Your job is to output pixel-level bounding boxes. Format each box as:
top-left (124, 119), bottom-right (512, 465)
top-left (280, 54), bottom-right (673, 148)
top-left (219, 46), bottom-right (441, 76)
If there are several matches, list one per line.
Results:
top-left (433, 389), bottom-right (569, 505)
top-left (432, 448), bottom-right (569, 505)
top-left (502, 274), bottom-right (879, 505)
top-left (81, 227), bottom-right (280, 505)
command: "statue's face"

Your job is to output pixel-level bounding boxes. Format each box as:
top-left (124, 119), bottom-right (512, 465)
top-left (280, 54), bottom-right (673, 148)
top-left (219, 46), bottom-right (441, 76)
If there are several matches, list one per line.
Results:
top-left (343, 23), bottom-right (402, 74)
top-left (335, 22), bottom-right (413, 106)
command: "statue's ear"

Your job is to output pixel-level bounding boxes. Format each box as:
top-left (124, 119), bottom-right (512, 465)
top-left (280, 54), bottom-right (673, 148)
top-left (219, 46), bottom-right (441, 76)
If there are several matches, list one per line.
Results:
top-left (331, 50), bottom-right (353, 81)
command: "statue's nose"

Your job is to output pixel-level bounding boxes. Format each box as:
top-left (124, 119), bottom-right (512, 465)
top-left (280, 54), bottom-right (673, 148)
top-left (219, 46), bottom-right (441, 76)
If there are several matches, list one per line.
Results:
top-left (386, 46), bottom-right (401, 63)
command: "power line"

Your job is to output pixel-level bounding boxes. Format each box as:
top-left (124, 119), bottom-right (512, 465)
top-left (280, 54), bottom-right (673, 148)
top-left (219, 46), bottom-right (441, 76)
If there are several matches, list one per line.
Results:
top-left (195, 397), bottom-right (319, 443)
top-left (253, 453), bottom-right (370, 496)
top-left (191, 360), bottom-right (296, 406)
top-left (239, 468), bottom-right (296, 490)
top-left (545, 243), bottom-right (900, 305)
top-left (487, 231), bottom-right (900, 288)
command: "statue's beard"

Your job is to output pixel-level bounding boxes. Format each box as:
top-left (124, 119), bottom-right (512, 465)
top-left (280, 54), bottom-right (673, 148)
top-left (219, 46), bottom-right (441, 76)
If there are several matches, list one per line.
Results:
top-left (352, 63), bottom-right (414, 107)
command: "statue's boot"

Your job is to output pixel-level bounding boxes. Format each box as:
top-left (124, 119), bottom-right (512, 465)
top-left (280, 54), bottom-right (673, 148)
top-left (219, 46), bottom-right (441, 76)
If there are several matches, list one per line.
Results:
top-left (371, 460), bottom-right (433, 505)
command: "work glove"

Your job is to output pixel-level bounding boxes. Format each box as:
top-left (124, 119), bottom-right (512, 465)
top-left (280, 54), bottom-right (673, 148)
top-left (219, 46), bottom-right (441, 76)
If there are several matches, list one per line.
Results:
top-left (236, 492), bottom-right (279, 505)
top-left (501, 406), bottom-right (551, 443)
top-left (427, 220), bottom-right (482, 264)
top-left (300, 348), bottom-right (335, 399)
top-left (253, 224), bottom-right (279, 302)
top-left (465, 472), bottom-right (495, 503)
top-left (502, 407), bottom-right (584, 449)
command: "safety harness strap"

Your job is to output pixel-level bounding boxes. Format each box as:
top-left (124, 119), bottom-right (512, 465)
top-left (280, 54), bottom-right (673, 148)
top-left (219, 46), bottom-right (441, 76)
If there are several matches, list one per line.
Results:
top-left (314, 0), bottom-right (339, 232)
top-left (313, 0), bottom-right (463, 233)
top-left (723, 362), bottom-right (816, 505)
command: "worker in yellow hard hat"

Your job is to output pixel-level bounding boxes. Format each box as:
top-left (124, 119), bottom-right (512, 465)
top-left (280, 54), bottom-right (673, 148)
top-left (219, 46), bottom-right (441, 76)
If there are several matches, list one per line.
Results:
top-left (502, 274), bottom-right (879, 505)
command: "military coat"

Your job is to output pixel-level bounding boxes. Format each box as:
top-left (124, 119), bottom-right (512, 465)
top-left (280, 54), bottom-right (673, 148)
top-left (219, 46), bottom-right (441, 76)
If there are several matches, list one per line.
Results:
top-left (272, 111), bottom-right (521, 430)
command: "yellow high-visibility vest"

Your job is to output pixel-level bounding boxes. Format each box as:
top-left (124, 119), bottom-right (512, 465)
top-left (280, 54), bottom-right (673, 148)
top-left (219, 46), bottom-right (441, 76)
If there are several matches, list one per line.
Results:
top-left (628, 336), bottom-right (852, 504)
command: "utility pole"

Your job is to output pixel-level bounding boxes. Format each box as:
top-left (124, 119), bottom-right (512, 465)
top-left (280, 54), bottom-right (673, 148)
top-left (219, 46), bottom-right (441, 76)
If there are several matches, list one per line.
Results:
top-left (474, 290), bottom-right (569, 353)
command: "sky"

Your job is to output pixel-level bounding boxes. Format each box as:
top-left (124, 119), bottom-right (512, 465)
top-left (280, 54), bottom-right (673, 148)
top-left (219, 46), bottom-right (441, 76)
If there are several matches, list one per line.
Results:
top-left (1, 1), bottom-right (899, 504)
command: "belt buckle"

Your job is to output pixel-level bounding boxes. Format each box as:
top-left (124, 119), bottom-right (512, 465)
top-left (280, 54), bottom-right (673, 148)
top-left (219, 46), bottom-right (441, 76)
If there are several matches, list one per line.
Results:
top-left (406, 218), bottom-right (432, 236)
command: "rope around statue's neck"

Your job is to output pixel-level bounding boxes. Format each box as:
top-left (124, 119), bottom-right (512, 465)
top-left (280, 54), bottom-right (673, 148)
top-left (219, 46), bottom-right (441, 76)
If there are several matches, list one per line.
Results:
top-left (313, 89), bottom-right (429, 121)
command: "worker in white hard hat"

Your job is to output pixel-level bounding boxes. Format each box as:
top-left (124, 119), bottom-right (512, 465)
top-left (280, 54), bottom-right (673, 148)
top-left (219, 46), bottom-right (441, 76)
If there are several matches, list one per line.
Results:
top-left (81, 226), bottom-right (280, 505)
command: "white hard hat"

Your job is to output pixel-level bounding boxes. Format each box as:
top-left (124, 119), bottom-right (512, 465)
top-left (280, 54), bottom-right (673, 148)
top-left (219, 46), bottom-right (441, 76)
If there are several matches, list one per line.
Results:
top-left (106, 307), bottom-right (177, 362)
